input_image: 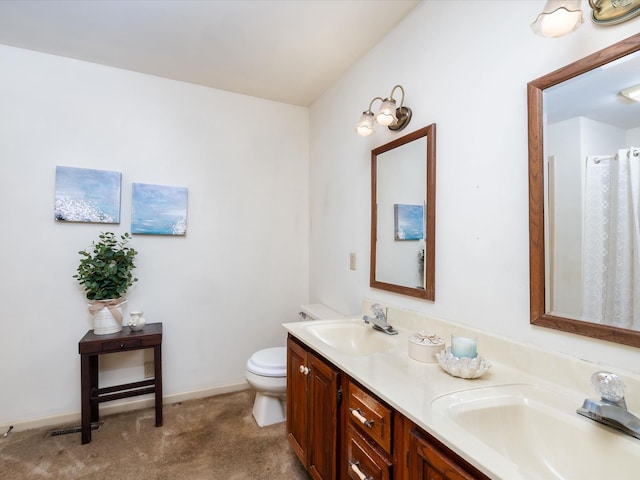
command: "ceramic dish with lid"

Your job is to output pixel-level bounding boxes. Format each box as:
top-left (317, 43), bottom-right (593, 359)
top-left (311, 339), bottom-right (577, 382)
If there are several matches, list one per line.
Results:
top-left (408, 331), bottom-right (445, 363)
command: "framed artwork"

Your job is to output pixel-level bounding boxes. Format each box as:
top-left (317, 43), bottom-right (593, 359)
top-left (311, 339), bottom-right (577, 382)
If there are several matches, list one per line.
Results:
top-left (394, 204), bottom-right (424, 240)
top-left (131, 183), bottom-right (188, 235)
top-left (54, 166), bottom-right (122, 223)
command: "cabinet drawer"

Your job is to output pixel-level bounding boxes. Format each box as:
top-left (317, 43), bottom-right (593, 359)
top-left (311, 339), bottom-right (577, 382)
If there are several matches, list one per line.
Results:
top-left (102, 338), bottom-right (142, 352)
top-left (348, 381), bottom-right (393, 453)
top-left (346, 424), bottom-right (392, 480)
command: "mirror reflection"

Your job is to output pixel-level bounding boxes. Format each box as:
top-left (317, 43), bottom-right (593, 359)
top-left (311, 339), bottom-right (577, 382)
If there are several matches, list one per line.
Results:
top-left (528, 33), bottom-right (640, 347)
top-left (545, 50), bottom-right (640, 329)
top-left (370, 124), bottom-right (436, 300)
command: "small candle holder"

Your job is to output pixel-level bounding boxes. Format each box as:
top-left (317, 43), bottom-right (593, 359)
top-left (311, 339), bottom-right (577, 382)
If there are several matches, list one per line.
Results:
top-left (128, 311), bottom-right (146, 331)
top-left (450, 334), bottom-right (477, 359)
top-left (435, 348), bottom-right (491, 379)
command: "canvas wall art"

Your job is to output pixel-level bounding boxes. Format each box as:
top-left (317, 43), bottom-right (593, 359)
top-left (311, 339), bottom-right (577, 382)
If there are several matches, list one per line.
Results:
top-left (394, 204), bottom-right (424, 240)
top-left (54, 166), bottom-right (122, 223)
top-left (131, 183), bottom-right (188, 235)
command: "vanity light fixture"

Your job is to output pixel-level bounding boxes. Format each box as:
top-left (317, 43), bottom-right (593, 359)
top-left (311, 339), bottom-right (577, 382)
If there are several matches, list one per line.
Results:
top-left (531, 0), bottom-right (640, 38)
top-left (621, 84), bottom-right (640, 101)
top-left (355, 84), bottom-right (412, 137)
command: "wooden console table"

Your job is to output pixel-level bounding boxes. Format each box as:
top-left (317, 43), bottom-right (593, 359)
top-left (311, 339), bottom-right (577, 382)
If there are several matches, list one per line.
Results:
top-left (78, 323), bottom-right (163, 444)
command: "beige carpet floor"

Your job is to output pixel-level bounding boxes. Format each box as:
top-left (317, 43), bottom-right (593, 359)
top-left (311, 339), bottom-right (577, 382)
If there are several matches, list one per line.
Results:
top-left (0, 390), bottom-right (311, 480)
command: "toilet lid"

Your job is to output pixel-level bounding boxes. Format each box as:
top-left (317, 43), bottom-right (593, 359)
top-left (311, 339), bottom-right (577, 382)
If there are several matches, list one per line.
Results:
top-left (246, 347), bottom-right (286, 377)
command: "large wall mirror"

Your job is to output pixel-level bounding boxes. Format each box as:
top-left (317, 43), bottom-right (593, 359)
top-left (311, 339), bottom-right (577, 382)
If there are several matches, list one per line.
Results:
top-left (528, 33), bottom-right (640, 347)
top-left (370, 124), bottom-right (436, 300)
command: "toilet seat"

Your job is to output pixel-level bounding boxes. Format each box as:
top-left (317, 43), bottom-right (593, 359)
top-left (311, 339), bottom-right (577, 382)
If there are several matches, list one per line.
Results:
top-left (246, 347), bottom-right (286, 377)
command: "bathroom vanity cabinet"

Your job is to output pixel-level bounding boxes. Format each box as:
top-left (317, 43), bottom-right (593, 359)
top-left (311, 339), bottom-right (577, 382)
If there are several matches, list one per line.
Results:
top-left (286, 334), bottom-right (488, 480)
top-left (286, 336), bottom-right (341, 480)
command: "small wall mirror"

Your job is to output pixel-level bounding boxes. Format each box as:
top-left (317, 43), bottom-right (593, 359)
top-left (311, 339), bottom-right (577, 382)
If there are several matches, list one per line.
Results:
top-left (370, 124), bottom-right (436, 300)
top-left (528, 33), bottom-right (640, 347)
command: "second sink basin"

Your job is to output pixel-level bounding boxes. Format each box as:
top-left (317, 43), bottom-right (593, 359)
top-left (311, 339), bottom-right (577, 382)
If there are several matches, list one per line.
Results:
top-left (430, 384), bottom-right (640, 479)
top-left (303, 319), bottom-right (397, 355)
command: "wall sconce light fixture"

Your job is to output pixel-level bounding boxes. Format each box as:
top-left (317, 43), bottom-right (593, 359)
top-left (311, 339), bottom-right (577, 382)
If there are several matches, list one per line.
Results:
top-left (531, 0), bottom-right (584, 37)
top-left (356, 84), bottom-right (412, 137)
top-left (531, 0), bottom-right (640, 38)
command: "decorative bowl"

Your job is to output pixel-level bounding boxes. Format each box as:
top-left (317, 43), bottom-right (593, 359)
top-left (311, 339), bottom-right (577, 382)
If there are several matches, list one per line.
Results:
top-left (435, 348), bottom-right (491, 379)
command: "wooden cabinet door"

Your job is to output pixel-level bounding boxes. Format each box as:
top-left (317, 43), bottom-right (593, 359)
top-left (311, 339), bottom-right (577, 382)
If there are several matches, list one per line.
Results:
top-left (409, 428), bottom-right (489, 480)
top-left (287, 336), bottom-right (309, 465)
top-left (286, 336), bottom-right (341, 480)
top-left (307, 350), bottom-right (340, 480)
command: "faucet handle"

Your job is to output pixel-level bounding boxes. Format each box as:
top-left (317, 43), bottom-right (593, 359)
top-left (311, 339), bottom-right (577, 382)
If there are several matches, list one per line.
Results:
top-left (371, 303), bottom-right (386, 319)
top-left (591, 371), bottom-right (626, 404)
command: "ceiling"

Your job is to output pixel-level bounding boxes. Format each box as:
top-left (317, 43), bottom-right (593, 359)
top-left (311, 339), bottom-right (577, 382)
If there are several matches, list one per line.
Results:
top-left (0, 0), bottom-right (420, 106)
top-left (546, 49), bottom-right (640, 130)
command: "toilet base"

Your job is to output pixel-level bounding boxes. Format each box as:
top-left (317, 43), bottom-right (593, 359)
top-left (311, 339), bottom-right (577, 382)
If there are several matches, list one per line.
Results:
top-left (252, 392), bottom-right (286, 427)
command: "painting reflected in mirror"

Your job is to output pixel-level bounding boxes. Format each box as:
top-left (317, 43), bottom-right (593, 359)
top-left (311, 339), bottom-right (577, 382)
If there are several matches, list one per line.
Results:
top-left (371, 124), bottom-right (436, 300)
top-left (528, 33), bottom-right (640, 347)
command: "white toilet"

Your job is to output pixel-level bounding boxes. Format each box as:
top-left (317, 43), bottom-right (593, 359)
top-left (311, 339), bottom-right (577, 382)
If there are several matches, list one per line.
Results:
top-left (245, 303), bottom-right (343, 427)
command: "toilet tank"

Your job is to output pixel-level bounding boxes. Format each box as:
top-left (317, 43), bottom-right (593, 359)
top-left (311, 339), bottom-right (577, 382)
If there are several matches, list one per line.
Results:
top-left (299, 303), bottom-right (344, 321)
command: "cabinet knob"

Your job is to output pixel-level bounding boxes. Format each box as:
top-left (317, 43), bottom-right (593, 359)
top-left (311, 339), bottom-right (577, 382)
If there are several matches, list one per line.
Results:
top-left (299, 365), bottom-right (310, 375)
top-left (120, 343), bottom-right (125, 349)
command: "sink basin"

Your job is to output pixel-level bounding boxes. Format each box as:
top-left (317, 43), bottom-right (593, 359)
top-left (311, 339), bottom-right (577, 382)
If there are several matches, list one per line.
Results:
top-left (431, 384), bottom-right (640, 479)
top-left (303, 319), bottom-right (397, 355)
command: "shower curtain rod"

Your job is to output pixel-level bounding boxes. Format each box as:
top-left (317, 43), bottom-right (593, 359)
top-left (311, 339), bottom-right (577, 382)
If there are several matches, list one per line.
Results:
top-left (592, 155), bottom-right (615, 164)
top-left (591, 149), bottom-right (640, 164)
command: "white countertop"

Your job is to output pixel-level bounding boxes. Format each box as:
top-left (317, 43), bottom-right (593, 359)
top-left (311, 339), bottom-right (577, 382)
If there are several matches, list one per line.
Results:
top-left (283, 304), bottom-right (640, 479)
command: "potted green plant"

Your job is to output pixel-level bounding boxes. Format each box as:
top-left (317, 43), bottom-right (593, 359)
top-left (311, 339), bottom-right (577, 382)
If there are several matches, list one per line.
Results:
top-left (74, 232), bottom-right (138, 334)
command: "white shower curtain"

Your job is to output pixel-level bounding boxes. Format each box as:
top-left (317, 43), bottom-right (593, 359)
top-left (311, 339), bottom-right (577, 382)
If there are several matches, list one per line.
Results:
top-left (582, 147), bottom-right (640, 329)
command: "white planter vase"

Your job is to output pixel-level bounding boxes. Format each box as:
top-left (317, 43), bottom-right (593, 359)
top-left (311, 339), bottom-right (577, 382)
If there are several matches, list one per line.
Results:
top-left (89, 299), bottom-right (127, 335)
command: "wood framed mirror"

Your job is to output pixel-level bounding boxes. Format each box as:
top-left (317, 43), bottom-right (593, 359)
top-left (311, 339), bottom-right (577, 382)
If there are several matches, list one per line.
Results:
top-left (370, 124), bottom-right (436, 300)
top-left (528, 33), bottom-right (640, 347)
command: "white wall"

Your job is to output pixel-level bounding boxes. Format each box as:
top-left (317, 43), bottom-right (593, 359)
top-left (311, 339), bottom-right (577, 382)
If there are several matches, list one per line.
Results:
top-left (309, 2), bottom-right (640, 371)
top-left (0, 45), bottom-right (309, 425)
top-left (3, 0), bottom-right (640, 428)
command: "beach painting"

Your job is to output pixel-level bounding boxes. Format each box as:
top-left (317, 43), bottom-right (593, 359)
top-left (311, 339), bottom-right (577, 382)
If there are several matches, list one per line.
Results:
top-left (394, 204), bottom-right (424, 240)
top-left (54, 166), bottom-right (121, 223)
top-left (131, 183), bottom-right (188, 235)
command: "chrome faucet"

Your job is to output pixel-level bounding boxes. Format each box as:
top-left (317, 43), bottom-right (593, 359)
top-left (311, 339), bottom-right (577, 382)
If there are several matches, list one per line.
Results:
top-left (577, 371), bottom-right (640, 440)
top-left (363, 303), bottom-right (398, 335)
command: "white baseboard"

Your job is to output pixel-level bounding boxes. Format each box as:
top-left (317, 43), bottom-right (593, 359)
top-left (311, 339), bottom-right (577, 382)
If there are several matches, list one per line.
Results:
top-left (0, 382), bottom-right (250, 434)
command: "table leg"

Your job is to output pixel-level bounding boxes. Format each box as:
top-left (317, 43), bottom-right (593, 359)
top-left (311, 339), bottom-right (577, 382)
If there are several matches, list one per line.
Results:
top-left (89, 355), bottom-right (99, 422)
top-left (154, 344), bottom-right (163, 427)
top-left (80, 354), bottom-right (91, 444)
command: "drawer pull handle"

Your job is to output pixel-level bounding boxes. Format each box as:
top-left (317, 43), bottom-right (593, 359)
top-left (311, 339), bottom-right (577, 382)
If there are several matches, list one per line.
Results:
top-left (298, 365), bottom-right (309, 375)
top-left (348, 461), bottom-right (373, 480)
top-left (349, 408), bottom-right (374, 428)
top-left (120, 343), bottom-right (125, 349)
